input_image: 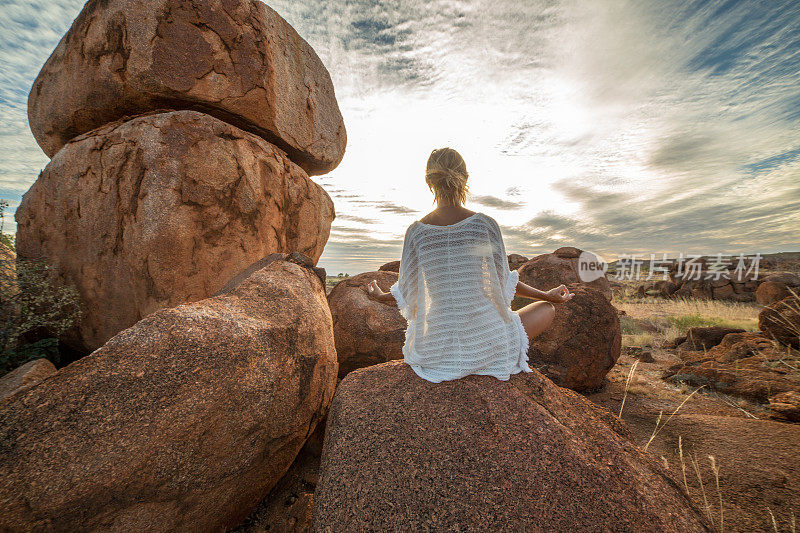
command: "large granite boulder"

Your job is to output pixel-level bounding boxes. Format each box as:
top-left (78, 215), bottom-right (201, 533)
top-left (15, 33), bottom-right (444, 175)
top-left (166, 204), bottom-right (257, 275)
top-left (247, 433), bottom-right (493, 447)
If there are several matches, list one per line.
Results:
top-left (526, 284), bottom-right (621, 391)
top-left (0, 253), bottom-right (338, 532)
top-left (517, 247), bottom-right (612, 300)
top-left (0, 358), bottom-right (56, 402)
top-left (27, 0), bottom-right (346, 175)
top-left (313, 360), bottom-right (709, 531)
top-left (327, 271), bottom-right (406, 377)
top-left (759, 295), bottom-right (800, 347)
top-left (15, 110), bottom-right (334, 352)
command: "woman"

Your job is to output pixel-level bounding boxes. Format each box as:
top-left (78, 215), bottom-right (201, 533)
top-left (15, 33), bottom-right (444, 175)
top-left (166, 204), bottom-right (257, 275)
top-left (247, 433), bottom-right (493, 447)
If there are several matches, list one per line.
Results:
top-left (366, 147), bottom-right (573, 383)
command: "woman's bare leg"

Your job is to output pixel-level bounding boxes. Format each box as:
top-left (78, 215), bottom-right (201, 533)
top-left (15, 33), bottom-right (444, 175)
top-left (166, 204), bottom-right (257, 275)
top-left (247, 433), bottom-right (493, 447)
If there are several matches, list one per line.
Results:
top-left (515, 301), bottom-right (556, 340)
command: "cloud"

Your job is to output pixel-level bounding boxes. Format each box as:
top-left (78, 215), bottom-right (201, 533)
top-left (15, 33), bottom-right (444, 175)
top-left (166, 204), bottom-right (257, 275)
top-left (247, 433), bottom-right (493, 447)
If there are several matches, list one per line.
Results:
top-left (1, 0), bottom-right (798, 275)
top-left (470, 195), bottom-right (524, 210)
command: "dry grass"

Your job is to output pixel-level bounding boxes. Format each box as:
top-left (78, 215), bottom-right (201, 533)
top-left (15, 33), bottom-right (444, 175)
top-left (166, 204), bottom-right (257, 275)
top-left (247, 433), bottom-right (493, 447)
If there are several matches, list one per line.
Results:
top-left (617, 297), bottom-right (759, 349)
top-left (643, 385), bottom-right (706, 452)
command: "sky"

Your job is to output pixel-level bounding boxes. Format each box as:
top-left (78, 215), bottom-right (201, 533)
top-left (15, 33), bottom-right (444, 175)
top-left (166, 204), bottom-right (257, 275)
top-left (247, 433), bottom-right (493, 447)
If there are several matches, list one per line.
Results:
top-left (1, 0), bottom-right (799, 276)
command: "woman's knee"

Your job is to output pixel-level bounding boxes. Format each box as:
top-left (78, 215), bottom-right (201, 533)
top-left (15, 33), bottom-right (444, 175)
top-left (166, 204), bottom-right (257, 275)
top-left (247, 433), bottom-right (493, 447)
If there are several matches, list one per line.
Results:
top-left (541, 302), bottom-right (556, 324)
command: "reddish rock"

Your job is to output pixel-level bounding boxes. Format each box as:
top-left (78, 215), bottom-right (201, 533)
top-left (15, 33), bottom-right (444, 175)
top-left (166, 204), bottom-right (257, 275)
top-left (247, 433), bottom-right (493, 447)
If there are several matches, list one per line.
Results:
top-left (759, 295), bottom-right (800, 347)
top-left (762, 272), bottom-right (800, 287)
top-left (0, 254), bottom-right (337, 532)
top-left (507, 253), bottom-right (528, 271)
top-left (691, 287), bottom-right (712, 300)
top-left (553, 246), bottom-right (581, 258)
top-left (27, 0), bottom-right (346, 175)
top-left (712, 283), bottom-right (735, 299)
top-left (756, 281), bottom-right (791, 306)
top-left (15, 110), bottom-right (334, 352)
top-left (378, 260), bottom-right (400, 273)
top-left (665, 332), bottom-right (799, 402)
top-left (769, 391), bottom-right (800, 422)
top-left (526, 284), bottom-right (621, 391)
top-left (313, 360), bottom-right (709, 531)
top-left (0, 358), bottom-right (56, 401)
top-left (672, 326), bottom-right (746, 352)
top-left (327, 271), bottom-right (406, 377)
top-left (730, 291), bottom-right (756, 303)
top-left (518, 248), bottom-right (612, 300)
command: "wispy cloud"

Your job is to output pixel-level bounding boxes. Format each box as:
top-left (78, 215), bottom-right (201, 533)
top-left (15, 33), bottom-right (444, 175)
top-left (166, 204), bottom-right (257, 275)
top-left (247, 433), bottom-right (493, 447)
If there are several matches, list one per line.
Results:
top-left (1, 0), bottom-right (798, 274)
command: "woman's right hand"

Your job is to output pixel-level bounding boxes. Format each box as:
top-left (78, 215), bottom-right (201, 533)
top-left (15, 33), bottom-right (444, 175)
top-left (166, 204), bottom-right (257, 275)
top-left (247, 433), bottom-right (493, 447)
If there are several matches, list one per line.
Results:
top-left (546, 284), bottom-right (574, 304)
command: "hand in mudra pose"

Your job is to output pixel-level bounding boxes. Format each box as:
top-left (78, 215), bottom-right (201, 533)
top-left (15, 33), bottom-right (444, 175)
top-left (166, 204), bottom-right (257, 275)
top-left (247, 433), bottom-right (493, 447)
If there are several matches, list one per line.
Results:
top-left (365, 280), bottom-right (393, 302)
top-left (545, 284), bottom-right (574, 304)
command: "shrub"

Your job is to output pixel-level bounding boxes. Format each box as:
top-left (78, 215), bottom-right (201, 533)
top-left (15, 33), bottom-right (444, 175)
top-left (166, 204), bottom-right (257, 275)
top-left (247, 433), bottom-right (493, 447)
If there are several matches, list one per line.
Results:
top-left (0, 256), bottom-right (83, 374)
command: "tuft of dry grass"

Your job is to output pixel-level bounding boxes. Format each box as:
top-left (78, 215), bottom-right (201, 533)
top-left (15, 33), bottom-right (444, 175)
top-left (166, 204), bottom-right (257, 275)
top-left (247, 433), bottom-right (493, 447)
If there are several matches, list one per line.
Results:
top-left (643, 385), bottom-right (706, 452)
top-left (618, 359), bottom-right (640, 418)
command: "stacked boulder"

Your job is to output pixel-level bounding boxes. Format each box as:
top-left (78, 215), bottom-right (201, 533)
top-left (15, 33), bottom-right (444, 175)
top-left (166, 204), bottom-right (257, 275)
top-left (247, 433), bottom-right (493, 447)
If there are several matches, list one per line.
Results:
top-left (17, 0), bottom-right (344, 352)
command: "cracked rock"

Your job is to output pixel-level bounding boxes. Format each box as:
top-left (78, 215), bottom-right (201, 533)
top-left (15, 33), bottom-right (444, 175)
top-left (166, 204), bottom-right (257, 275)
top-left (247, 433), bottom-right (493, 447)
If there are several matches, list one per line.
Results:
top-left (28, 0), bottom-right (346, 175)
top-left (15, 110), bottom-right (334, 352)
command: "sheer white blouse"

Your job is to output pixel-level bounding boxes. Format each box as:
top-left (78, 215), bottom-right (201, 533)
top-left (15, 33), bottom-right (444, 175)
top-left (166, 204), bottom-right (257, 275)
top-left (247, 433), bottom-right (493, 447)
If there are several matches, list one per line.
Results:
top-left (389, 212), bottom-right (532, 383)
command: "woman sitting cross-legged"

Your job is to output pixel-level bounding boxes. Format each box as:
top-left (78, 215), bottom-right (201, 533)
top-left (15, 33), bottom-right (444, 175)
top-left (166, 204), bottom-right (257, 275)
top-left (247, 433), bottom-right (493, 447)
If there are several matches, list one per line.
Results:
top-left (366, 147), bottom-right (573, 383)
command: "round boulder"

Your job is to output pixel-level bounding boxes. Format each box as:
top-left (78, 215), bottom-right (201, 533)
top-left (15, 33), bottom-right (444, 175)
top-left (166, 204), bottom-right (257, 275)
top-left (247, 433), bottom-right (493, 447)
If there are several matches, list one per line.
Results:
top-left (526, 284), bottom-right (621, 391)
top-left (327, 271), bottom-right (407, 378)
top-left (756, 281), bottom-right (791, 306)
top-left (759, 296), bottom-right (800, 347)
top-left (15, 110), bottom-right (334, 352)
top-left (378, 260), bottom-right (400, 273)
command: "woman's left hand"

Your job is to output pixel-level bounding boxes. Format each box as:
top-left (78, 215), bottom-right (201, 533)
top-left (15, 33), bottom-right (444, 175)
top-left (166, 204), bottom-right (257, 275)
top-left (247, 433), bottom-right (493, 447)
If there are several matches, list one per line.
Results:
top-left (365, 279), bottom-right (385, 299)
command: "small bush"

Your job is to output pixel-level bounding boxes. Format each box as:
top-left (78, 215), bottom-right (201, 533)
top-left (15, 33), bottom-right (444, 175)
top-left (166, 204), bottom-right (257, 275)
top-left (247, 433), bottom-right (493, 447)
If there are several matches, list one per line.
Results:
top-left (0, 257), bottom-right (82, 374)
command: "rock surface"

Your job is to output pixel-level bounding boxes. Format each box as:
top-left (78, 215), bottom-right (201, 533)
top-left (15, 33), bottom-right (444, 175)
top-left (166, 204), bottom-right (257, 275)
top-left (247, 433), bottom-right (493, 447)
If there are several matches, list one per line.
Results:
top-left (769, 391), bottom-right (800, 422)
top-left (377, 260), bottom-right (400, 272)
top-left (327, 271), bottom-right (406, 377)
top-left (0, 358), bottom-right (56, 402)
top-left (0, 254), bottom-right (338, 532)
top-left (759, 295), bottom-right (800, 347)
top-left (756, 280), bottom-right (791, 306)
top-left (313, 360), bottom-right (709, 532)
top-left (28, 0), bottom-right (346, 175)
top-left (664, 332), bottom-right (800, 402)
top-left (526, 284), bottom-right (621, 391)
top-left (0, 242), bottom-right (15, 294)
top-left (669, 326), bottom-right (746, 352)
top-left (15, 110), bottom-right (334, 352)
top-left (517, 248), bottom-right (612, 300)
top-left (234, 420), bottom-right (326, 533)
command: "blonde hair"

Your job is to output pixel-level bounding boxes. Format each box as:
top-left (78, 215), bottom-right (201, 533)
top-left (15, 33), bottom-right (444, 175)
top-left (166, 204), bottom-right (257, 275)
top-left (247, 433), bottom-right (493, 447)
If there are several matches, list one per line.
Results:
top-left (425, 147), bottom-right (469, 206)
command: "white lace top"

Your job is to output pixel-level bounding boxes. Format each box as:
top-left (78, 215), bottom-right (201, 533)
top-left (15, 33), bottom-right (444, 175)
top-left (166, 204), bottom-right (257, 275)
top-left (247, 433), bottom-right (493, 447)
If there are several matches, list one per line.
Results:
top-left (389, 212), bottom-right (532, 383)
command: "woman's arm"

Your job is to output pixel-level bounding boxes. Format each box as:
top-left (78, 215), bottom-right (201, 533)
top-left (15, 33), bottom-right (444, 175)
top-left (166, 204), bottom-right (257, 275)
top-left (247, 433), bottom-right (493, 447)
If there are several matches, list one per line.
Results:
top-left (513, 280), bottom-right (573, 303)
top-left (367, 284), bottom-right (396, 304)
